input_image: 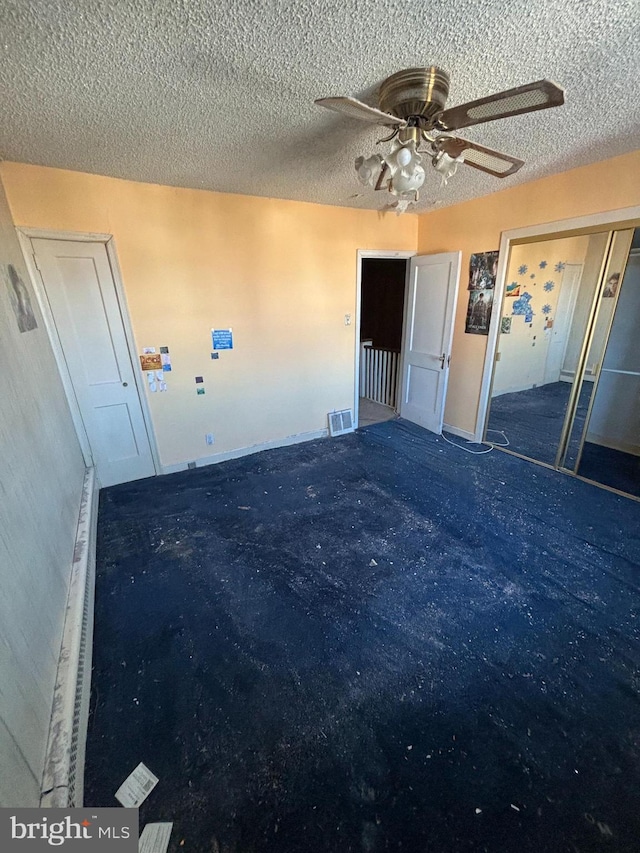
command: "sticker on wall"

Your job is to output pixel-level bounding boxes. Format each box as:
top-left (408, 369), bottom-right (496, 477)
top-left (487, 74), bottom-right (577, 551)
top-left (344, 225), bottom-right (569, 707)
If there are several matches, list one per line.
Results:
top-left (159, 381), bottom-right (167, 392)
top-left (603, 273), bottom-right (620, 297)
top-left (212, 328), bottom-right (233, 350)
top-left (554, 261), bottom-right (566, 272)
top-left (545, 318), bottom-right (554, 329)
top-left (140, 353), bottom-right (162, 371)
top-left (149, 381), bottom-right (157, 393)
top-left (195, 376), bottom-right (203, 383)
top-left (525, 310), bottom-right (534, 324)
top-left (160, 346), bottom-right (169, 353)
top-left (197, 387), bottom-right (205, 395)
top-left (511, 292), bottom-right (533, 317)
top-left (161, 353), bottom-right (172, 371)
top-left (155, 370), bottom-right (164, 381)
top-left (468, 251), bottom-right (499, 291)
top-left (211, 352), bottom-right (219, 360)
top-left (500, 317), bottom-right (512, 334)
top-left (542, 304), bottom-right (552, 315)
top-left (539, 260), bottom-right (548, 269)
top-left (505, 282), bottom-right (520, 297)
top-left (142, 347), bottom-right (156, 354)
top-left (543, 280), bottom-right (555, 292)
top-left (518, 264), bottom-right (528, 275)
top-left (465, 289), bottom-right (493, 335)
top-left (6, 264), bottom-right (38, 333)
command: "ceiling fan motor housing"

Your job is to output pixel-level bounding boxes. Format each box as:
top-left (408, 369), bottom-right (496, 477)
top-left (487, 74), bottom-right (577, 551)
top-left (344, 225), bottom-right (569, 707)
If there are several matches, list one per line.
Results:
top-left (378, 66), bottom-right (450, 123)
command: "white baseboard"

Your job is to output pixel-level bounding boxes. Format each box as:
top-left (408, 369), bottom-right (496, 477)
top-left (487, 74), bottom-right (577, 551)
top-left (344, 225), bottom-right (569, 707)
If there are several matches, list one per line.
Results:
top-left (442, 423), bottom-right (478, 443)
top-left (161, 428), bottom-right (330, 475)
top-left (40, 467), bottom-right (98, 808)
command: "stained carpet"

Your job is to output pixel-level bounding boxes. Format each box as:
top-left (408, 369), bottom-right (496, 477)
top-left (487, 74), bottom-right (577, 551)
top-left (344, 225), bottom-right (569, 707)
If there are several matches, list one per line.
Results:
top-left (85, 420), bottom-right (640, 852)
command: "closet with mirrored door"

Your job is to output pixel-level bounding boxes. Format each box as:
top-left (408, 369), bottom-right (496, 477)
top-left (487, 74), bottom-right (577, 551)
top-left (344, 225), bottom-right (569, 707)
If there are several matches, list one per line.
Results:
top-left (485, 225), bottom-right (640, 500)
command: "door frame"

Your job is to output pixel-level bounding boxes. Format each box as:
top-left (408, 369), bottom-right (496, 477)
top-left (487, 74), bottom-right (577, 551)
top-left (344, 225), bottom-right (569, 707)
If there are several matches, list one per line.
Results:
top-left (17, 227), bottom-right (161, 477)
top-left (354, 249), bottom-right (415, 428)
top-left (476, 204), bottom-right (640, 442)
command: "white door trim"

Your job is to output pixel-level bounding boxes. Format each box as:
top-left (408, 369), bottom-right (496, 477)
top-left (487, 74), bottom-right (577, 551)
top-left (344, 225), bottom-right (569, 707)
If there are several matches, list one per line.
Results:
top-left (16, 227), bottom-right (161, 478)
top-left (476, 203), bottom-right (640, 443)
top-left (354, 249), bottom-right (415, 428)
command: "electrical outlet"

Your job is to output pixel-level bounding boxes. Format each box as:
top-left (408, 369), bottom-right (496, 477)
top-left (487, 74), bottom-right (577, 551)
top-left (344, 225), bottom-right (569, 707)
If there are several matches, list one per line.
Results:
top-left (205, 433), bottom-right (214, 445)
top-left (344, 313), bottom-right (352, 325)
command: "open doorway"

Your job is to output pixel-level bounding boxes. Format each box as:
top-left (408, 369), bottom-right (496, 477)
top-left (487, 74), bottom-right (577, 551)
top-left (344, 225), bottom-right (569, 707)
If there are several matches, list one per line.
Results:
top-left (358, 257), bottom-right (407, 427)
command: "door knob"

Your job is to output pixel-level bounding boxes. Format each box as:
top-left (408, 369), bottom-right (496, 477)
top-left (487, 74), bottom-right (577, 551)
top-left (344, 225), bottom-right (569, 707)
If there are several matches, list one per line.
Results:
top-left (122, 382), bottom-right (128, 387)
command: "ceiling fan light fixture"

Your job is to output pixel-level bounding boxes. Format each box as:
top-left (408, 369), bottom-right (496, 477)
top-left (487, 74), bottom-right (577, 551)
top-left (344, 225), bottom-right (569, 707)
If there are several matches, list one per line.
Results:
top-left (432, 149), bottom-right (464, 185)
top-left (384, 140), bottom-right (426, 199)
top-left (355, 153), bottom-right (383, 187)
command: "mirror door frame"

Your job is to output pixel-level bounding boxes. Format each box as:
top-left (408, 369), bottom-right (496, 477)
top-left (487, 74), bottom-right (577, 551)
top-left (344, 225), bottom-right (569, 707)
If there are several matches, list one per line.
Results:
top-left (475, 205), bottom-right (640, 444)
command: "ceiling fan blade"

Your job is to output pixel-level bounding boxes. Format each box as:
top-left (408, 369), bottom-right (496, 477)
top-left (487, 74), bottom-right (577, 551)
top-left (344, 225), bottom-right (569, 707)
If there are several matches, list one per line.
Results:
top-left (315, 96), bottom-right (406, 127)
top-left (436, 80), bottom-right (564, 131)
top-left (438, 137), bottom-right (524, 178)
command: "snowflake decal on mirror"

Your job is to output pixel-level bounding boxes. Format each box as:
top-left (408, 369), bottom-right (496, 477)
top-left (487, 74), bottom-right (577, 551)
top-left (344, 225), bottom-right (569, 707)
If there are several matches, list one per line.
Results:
top-left (543, 281), bottom-right (555, 292)
top-left (555, 261), bottom-right (566, 272)
top-left (542, 304), bottom-right (552, 315)
top-left (539, 260), bottom-right (548, 269)
top-left (518, 264), bottom-right (528, 275)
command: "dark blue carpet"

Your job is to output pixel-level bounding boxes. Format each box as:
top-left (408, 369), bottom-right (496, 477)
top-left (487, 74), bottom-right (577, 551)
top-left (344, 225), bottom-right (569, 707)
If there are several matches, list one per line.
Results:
top-left (488, 382), bottom-right (591, 467)
top-left (86, 420), bottom-right (640, 852)
top-left (579, 442), bottom-right (640, 498)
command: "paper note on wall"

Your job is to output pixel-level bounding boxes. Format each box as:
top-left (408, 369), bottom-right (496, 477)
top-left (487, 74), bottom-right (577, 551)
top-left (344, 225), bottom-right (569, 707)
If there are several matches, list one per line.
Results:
top-left (161, 353), bottom-right (172, 371)
top-left (212, 328), bottom-right (233, 350)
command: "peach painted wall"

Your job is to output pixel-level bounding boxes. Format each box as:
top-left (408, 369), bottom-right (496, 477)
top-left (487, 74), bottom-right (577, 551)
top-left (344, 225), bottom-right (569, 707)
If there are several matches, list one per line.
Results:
top-left (1, 163), bottom-right (416, 468)
top-left (417, 150), bottom-right (640, 435)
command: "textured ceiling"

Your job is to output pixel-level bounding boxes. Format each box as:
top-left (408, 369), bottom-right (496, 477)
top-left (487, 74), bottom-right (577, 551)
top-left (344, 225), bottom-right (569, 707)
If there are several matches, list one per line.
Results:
top-left (0, 0), bottom-right (638, 212)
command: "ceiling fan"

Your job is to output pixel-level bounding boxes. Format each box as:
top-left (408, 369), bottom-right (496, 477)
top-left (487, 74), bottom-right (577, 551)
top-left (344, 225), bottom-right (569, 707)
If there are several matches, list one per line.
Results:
top-left (315, 67), bottom-right (564, 210)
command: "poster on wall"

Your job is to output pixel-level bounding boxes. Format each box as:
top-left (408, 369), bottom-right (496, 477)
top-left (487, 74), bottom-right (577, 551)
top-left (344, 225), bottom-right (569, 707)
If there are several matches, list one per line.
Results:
top-left (140, 353), bottom-right (162, 371)
top-left (468, 251), bottom-right (499, 291)
top-left (465, 289), bottom-right (493, 335)
top-left (6, 263), bottom-right (38, 333)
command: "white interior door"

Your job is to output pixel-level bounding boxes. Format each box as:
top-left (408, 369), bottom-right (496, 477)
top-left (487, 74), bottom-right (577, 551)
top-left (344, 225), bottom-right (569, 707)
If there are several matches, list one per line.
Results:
top-left (399, 252), bottom-right (461, 433)
top-left (31, 238), bottom-right (156, 487)
top-left (544, 263), bottom-right (583, 384)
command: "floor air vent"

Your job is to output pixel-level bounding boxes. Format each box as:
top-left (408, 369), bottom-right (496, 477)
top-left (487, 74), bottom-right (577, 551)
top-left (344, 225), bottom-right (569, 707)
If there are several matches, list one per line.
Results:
top-left (328, 409), bottom-right (354, 437)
